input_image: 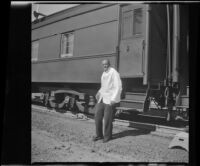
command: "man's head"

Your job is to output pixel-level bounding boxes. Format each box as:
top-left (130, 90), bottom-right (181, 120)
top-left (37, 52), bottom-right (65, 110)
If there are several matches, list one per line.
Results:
top-left (102, 59), bottom-right (111, 72)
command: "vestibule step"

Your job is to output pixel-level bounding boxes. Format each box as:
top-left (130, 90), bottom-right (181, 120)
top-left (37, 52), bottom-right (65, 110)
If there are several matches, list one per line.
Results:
top-left (116, 106), bottom-right (143, 112)
top-left (120, 99), bottom-right (144, 109)
top-left (125, 92), bottom-right (146, 101)
top-left (176, 105), bottom-right (189, 112)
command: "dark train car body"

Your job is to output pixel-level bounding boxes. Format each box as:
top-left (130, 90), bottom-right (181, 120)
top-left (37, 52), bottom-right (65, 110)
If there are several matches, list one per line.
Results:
top-left (32, 4), bottom-right (189, 121)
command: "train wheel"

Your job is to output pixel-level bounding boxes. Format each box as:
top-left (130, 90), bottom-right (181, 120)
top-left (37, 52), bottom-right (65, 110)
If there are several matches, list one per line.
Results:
top-left (43, 92), bottom-right (50, 107)
top-left (69, 96), bottom-right (79, 113)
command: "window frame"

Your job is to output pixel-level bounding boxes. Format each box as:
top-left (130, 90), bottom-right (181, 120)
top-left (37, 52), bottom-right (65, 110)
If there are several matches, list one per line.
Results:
top-left (121, 7), bottom-right (144, 40)
top-left (31, 40), bottom-right (39, 62)
top-left (133, 8), bottom-right (143, 36)
top-left (122, 10), bottom-right (134, 39)
top-left (60, 31), bottom-right (74, 58)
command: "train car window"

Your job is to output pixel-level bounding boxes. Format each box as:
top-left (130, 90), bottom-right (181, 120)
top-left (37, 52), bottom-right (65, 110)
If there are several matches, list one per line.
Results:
top-left (122, 11), bottom-right (133, 39)
top-left (133, 8), bottom-right (142, 35)
top-left (122, 8), bottom-right (143, 39)
top-left (31, 41), bottom-right (39, 61)
top-left (61, 32), bottom-right (74, 58)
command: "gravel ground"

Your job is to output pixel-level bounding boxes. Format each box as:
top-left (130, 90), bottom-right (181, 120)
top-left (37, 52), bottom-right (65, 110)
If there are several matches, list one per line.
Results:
top-left (32, 106), bottom-right (188, 163)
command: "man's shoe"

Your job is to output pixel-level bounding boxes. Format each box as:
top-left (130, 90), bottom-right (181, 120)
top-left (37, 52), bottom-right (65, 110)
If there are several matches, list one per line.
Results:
top-left (103, 138), bottom-right (111, 143)
top-left (92, 136), bottom-right (103, 142)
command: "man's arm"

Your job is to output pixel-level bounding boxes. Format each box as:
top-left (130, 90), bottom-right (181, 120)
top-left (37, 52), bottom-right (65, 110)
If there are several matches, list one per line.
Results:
top-left (96, 75), bottom-right (103, 101)
top-left (110, 71), bottom-right (122, 104)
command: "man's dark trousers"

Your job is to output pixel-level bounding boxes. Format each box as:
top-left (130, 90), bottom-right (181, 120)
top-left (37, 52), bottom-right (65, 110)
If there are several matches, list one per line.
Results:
top-left (94, 101), bottom-right (116, 140)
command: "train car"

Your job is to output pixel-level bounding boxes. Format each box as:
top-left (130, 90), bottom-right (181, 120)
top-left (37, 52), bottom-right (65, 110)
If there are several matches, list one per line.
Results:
top-left (32, 4), bottom-right (189, 122)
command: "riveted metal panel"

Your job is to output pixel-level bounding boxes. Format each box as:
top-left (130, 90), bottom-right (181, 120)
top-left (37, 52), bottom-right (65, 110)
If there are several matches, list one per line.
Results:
top-left (74, 21), bottom-right (118, 57)
top-left (119, 38), bottom-right (145, 77)
top-left (37, 34), bottom-right (61, 60)
top-left (119, 4), bottom-right (146, 78)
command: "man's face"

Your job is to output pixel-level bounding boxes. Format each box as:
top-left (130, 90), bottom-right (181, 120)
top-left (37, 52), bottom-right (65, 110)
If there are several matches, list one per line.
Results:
top-left (102, 60), bottom-right (110, 72)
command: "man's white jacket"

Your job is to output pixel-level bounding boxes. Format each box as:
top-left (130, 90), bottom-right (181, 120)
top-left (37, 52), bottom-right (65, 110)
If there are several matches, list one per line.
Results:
top-left (98, 67), bottom-right (122, 105)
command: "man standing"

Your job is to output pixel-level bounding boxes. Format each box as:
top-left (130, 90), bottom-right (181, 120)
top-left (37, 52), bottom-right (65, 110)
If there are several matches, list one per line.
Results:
top-left (93, 59), bottom-right (122, 143)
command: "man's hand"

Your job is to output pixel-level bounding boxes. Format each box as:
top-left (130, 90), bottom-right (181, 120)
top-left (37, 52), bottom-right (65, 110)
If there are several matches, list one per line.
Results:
top-left (95, 92), bottom-right (100, 101)
top-left (110, 100), bottom-right (115, 106)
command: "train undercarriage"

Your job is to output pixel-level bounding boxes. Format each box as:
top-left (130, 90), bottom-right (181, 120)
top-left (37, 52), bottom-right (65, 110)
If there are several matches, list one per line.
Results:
top-left (32, 78), bottom-right (189, 126)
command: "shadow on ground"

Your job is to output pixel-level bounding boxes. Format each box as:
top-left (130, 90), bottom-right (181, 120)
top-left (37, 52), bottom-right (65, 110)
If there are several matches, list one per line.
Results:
top-left (112, 129), bottom-right (151, 140)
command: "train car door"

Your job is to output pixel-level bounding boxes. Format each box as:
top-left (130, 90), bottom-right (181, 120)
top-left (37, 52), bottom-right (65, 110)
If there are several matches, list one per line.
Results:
top-left (119, 4), bottom-right (147, 78)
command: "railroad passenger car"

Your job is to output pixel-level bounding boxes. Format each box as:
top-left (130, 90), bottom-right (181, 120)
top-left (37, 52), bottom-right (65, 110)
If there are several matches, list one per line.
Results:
top-left (32, 4), bottom-right (189, 122)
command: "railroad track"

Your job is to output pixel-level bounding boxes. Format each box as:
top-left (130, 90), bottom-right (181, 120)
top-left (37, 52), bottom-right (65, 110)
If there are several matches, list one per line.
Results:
top-left (32, 103), bottom-right (188, 137)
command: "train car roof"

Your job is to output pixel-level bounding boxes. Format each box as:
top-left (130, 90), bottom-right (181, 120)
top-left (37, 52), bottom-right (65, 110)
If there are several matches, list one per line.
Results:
top-left (32, 4), bottom-right (117, 30)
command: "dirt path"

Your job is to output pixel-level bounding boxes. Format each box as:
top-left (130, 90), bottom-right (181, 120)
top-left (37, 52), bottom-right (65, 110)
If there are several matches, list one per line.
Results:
top-left (32, 107), bottom-right (188, 163)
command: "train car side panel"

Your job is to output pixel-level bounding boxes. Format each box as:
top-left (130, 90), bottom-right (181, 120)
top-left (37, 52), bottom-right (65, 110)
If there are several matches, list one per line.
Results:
top-left (32, 4), bottom-right (114, 29)
top-left (37, 34), bottom-right (61, 60)
top-left (32, 5), bottom-right (120, 83)
top-left (74, 21), bottom-right (118, 57)
top-left (32, 5), bottom-right (119, 40)
top-left (32, 56), bottom-right (116, 83)
top-left (32, 21), bottom-right (118, 61)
